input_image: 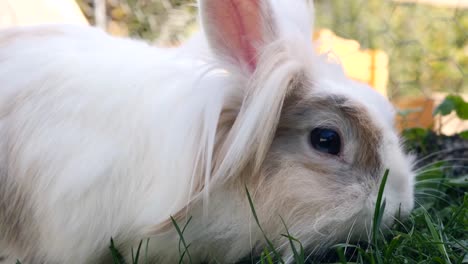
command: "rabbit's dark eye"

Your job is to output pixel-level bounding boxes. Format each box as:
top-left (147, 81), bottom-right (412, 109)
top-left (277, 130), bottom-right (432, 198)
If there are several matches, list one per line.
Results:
top-left (309, 128), bottom-right (341, 155)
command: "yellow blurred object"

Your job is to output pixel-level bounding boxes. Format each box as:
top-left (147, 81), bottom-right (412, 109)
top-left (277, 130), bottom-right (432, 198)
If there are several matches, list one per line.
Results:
top-left (314, 29), bottom-right (389, 97)
top-left (110, 6), bottom-right (127, 21)
top-left (313, 29), bottom-right (438, 131)
top-left (107, 20), bottom-right (128, 36)
top-left (0, 0), bottom-right (88, 27)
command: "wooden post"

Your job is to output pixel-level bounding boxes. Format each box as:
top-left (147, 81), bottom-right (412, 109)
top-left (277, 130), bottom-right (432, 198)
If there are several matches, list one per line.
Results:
top-left (94, 0), bottom-right (106, 30)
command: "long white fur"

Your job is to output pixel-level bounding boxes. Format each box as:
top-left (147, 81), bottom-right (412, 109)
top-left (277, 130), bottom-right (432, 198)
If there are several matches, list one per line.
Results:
top-left (0, 0), bottom-right (414, 263)
top-left (0, 22), bottom-right (233, 261)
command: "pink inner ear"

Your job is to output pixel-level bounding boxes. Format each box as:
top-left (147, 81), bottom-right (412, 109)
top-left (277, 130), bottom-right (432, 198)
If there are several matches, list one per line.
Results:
top-left (205, 0), bottom-right (264, 71)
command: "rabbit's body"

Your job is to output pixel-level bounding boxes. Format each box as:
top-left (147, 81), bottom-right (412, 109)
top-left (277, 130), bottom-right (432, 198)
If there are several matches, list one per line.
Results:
top-left (0, 25), bottom-right (237, 262)
top-left (0, 1), bottom-right (415, 263)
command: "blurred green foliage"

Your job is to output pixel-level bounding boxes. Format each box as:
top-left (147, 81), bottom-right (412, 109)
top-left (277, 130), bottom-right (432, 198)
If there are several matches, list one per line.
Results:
top-left (434, 94), bottom-right (468, 119)
top-left (77, 0), bottom-right (468, 99)
top-left (314, 0), bottom-right (468, 99)
top-left (77, 0), bottom-right (197, 44)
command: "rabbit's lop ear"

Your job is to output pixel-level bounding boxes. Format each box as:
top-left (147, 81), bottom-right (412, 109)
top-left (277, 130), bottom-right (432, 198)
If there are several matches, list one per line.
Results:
top-left (200, 0), bottom-right (276, 72)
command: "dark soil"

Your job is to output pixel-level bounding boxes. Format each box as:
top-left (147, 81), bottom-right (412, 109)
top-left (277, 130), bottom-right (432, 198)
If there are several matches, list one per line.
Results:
top-left (405, 131), bottom-right (468, 177)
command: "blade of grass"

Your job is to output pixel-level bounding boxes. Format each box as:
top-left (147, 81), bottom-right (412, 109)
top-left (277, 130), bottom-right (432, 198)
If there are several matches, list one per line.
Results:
top-left (261, 248), bottom-right (274, 264)
top-left (384, 234), bottom-right (401, 260)
top-left (132, 240), bottom-right (143, 264)
top-left (109, 238), bottom-right (127, 264)
top-left (424, 213), bottom-right (452, 264)
top-left (336, 246), bottom-right (348, 264)
top-left (372, 169), bottom-right (389, 244)
top-left (445, 195), bottom-right (467, 229)
top-left (371, 169), bottom-right (389, 264)
top-left (145, 238), bottom-right (150, 264)
top-left (178, 245), bottom-right (192, 264)
top-left (176, 216), bottom-right (193, 258)
top-left (245, 186), bottom-right (285, 264)
top-left (171, 216), bottom-right (193, 264)
top-left (279, 216), bottom-right (305, 264)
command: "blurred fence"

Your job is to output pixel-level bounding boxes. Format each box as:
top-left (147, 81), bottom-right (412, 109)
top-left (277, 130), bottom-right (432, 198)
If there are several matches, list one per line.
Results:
top-left (30, 0), bottom-right (468, 134)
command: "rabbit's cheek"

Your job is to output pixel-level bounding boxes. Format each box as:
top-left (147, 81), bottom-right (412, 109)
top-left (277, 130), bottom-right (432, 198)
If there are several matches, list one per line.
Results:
top-left (379, 140), bottom-right (416, 219)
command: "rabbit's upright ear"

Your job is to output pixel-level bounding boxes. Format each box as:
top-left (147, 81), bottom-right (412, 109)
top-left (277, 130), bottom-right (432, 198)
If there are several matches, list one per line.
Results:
top-left (200, 0), bottom-right (276, 72)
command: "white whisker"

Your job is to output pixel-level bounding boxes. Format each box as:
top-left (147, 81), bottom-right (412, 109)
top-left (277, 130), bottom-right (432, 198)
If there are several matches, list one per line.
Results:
top-left (412, 148), bottom-right (468, 168)
top-left (415, 163), bottom-right (468, 174)
top-left (344, 217), bottom-right (358, 255)
top-left (389, 215), bottom-right (410, 233)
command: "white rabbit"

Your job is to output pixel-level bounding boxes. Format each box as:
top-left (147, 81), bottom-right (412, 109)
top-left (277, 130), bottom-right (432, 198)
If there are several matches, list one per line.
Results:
top-left (0, 0), bottom-right (414, 263)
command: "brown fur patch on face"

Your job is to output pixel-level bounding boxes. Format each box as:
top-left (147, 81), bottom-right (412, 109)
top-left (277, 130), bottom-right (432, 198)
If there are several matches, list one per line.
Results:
top-left (0, 27), bottom-right (63, 48)
top-left (279, 94), bottom-right (383, 175)
top-left (335, 97), bottom-right (382, 174)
